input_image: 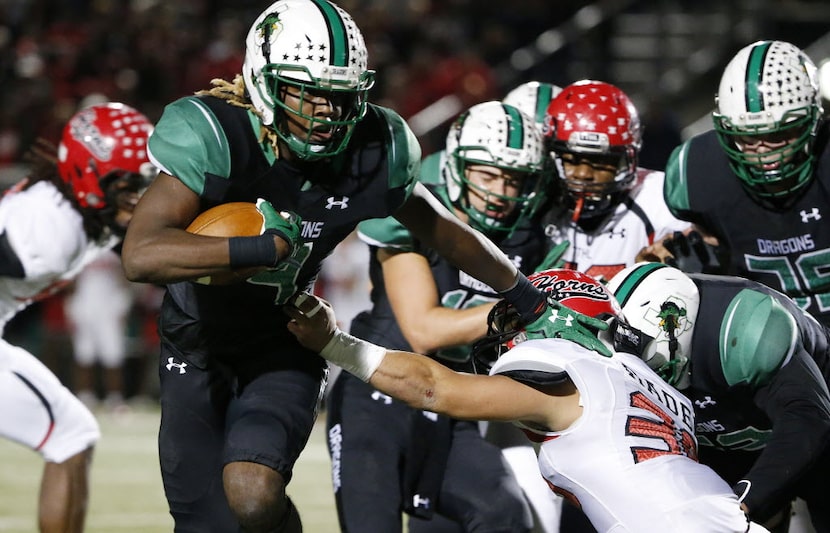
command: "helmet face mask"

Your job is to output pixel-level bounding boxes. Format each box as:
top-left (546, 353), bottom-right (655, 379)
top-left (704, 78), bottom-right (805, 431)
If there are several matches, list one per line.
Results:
top-left (545, 80), bottom-right (642, 221)
top-left (243, 0), bottom-right (375, 160)
top-left (607, 263), bottom-right (699, 389)
top-left (713, 40), bottom-right (823, 201)
top-left (444, 102), bottom-right (547, 236)
top-left (472, 269), bottom-right (620, 373)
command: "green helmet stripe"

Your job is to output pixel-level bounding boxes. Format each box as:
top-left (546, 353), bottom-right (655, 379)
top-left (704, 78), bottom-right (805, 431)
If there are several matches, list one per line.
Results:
top-left (535, 85), bottom-right (553, 123)
top-left (613, 263), bottom-right (668, 306)
top-left (310, 0), bottom-right (348, 67)
top-left (745, 41), bottom-right (771, 113)
top-left (501, 104), bottom-right (524, 149)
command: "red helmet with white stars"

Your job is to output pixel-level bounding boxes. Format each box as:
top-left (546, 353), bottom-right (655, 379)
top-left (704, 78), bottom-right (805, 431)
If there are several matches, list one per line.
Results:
top-left (544, 80), bottom-right (642, 220)
top-left (57, 103), bottom-right (154, 209)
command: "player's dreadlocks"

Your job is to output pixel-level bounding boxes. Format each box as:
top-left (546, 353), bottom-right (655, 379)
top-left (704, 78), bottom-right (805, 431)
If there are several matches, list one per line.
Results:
top-left (20, 139), bottom-right (110, 241)
top-left (197, 75), bottom-right (282, 159)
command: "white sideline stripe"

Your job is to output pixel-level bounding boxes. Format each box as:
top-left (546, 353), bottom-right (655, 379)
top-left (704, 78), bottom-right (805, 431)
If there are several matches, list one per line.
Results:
top-left (0, 513), bottom-right (172, 528)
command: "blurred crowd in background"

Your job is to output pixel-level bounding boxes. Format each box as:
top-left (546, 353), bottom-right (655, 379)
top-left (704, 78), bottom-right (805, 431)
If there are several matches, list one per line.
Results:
top-left (0, 0), bottom-right (828, 408)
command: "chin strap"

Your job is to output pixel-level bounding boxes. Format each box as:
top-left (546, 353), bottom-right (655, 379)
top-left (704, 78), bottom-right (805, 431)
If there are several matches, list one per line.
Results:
top-left (571, 196), bottom-right (584, 222)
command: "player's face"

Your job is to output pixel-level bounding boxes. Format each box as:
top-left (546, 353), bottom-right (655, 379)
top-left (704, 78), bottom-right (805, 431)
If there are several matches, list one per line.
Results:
top-left (105, 173), bottom-right (149, 234)
top-left (280, 84), bottom-right (345, 144)
top-left (733, 126), bottom-right (806, 194)
top-left (734, 128), bottom-right (801, 168)
top-left (464, 164), bottom-right (524, 220)
top-left (559, 151), bottom-right (621, 199)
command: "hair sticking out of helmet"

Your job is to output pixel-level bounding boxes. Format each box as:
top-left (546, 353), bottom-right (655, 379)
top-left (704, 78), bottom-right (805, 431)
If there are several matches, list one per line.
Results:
top-left (57, 103), bottom-right (154, 210)
top-left (443, 101), bottom-right (547, 236)
top-left (544, 80), bottom-right (642, 222)
top-left (242, 0), bottom-right (375, 160)
top-left (713, 40), bottom-right (823, 202)
top-left (472, 269), bottom-right (619, 373)
top-left (606, 262), bottom-right (699, 389)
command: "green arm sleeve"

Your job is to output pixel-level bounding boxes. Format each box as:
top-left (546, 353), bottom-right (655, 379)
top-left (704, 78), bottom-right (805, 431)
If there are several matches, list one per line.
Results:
top-left (147, 97), bottom-right (232, 196)
top-left (720, 288), bottom-right (798, 387)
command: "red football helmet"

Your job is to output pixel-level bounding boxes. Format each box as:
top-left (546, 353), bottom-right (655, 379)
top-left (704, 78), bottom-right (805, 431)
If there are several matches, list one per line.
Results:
top-left (473, 268), bottom-right (621, 371)
top-left (544, 80), bottom-right (642, 220)
top-left (57, 103), bottom-right (154, 209)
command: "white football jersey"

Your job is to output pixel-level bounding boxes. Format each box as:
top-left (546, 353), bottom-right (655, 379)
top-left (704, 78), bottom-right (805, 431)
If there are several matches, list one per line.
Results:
top-left (0, 181), bottom-right (117, 331)
top-left (542, 169), bottom-right (690, 282)
top-left (491, 339), bottom-right (755, 533)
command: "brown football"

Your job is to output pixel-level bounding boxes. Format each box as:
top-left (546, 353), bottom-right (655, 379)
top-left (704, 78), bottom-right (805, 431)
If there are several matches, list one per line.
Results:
top-left (186, 202), bottom-right (265, 285)
top-left (186, 202), bottom-right (263, 237)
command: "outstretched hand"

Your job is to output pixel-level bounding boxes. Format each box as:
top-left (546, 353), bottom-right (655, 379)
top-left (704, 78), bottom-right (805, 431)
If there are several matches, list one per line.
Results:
top-left (524, 297), bottom-right (612, 357)
top-left (285, 292), bottom-right (338, 352)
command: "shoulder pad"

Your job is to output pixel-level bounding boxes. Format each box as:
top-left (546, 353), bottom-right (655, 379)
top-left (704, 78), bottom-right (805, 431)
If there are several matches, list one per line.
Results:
top-left (720, 288), bottom-right (797, 387)
top-left (663, 140), bottom-right (693, 216)
top-left (370, 104), bottom-right (421, 197)
top-left (356, 216), bottom-right (414, 251)
top-left (148, 97), bottom-right (232, 195)
top-left (490, 341), bottom-right (570, 386)
top-left (418, 151), bottom-right (444, 186)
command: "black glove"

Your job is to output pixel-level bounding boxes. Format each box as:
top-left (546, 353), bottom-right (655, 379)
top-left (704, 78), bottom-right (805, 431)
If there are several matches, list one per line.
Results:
top-left (663, 231), bottom-right (724, 274)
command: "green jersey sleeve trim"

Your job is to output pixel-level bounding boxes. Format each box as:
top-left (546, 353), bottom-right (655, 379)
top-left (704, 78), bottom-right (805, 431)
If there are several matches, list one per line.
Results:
top-left (356, 216), bottom-right (415, 251)
top-left (374, 105), bottom-right (421, 197)
top-left (720, 288), bottom-right (798, 387)
top-left (664, 141), bottom-right (692, 216)
top-left (147, 97), bottom-right (232, 195)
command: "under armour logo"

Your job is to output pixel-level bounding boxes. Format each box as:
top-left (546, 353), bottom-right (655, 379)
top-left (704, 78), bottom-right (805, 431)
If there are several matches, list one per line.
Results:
top-left (371, 390), bottom-right (392, 404)
top-left (548, 309), bottom-right (574, 327)
top-left (325, 196), bottom-right (349, 210)
top-left (695, 396), bottom-right (716, 409)
top-left (165, 357), bottom-right (188, 374)
top-left (608, 228), bottom-right (626, 239)
top-left (800, 208), bottom-right (821, 223)
top-left (412, 494), bottom-right (432, 510)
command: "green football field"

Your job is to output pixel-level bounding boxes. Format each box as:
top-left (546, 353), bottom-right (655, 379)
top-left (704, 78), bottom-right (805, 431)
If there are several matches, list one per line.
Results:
top-left (0, 404), bottom-right (340, 532)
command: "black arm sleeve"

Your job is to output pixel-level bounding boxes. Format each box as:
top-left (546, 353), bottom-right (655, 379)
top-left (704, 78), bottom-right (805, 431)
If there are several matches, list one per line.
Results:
top-left (740, 351), bottom-right (830, 522)
top-left (0, 231), bottom-right (25, 278)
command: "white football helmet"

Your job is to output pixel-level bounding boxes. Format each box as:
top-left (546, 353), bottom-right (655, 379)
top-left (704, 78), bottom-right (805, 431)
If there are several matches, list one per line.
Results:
top-left (502, 81), bottom-right (563, 128)
top-left (607, 262), bottom-right (699, 389)
top-left (443, 101), bottom-right (547, 235)
top-left (242, 0), bottom-right (375, 160)
top-left (713, 40), bottom-right (823, 200)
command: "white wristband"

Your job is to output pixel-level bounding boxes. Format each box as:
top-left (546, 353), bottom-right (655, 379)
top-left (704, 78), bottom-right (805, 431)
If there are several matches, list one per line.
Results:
top-left (320, 328), bottom-right (386, 382)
